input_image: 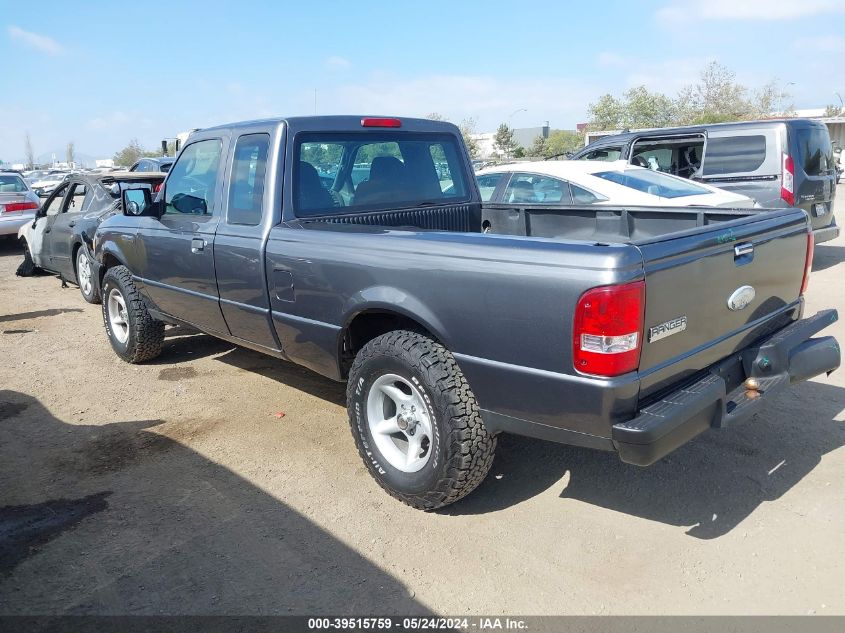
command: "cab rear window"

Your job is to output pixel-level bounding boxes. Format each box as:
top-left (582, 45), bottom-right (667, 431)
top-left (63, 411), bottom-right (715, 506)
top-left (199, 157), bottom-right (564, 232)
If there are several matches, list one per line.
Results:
top-left (294, 132), bottom-right (470, 217)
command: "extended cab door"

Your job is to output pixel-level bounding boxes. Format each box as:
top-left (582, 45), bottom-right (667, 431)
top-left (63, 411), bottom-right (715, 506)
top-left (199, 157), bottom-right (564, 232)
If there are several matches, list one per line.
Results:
top-left (213, 132), bottom-right (281, 351)
top-left (134, 137), bottom-right (229, 335)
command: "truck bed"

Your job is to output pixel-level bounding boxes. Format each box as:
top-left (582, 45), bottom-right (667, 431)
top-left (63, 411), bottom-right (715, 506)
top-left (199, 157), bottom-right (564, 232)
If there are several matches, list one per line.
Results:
top-left (301, 200), bottom-right (785, 246)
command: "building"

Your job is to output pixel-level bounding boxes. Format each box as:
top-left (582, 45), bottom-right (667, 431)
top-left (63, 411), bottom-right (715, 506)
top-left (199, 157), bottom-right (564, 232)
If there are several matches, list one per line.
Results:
top-left (472, 122), bottom-right (553, 159)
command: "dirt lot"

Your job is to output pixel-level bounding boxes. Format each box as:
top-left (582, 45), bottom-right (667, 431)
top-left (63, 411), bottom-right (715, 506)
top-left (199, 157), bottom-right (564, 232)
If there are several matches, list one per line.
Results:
top-left (2, 188), bottom-right (845, 616)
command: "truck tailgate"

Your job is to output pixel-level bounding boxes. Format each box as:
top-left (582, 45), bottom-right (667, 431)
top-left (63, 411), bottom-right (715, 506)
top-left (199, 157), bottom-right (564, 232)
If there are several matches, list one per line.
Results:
top-left (636, 208), bottom-right (810, 397)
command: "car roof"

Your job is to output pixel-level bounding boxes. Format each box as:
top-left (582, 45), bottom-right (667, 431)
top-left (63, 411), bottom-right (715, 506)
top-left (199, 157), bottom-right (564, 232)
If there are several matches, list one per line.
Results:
top-left (478, 159), bottom-right (640, 178)
top-left (195, 115), bottom-right (461, 136)
top-left (580, 117), bottom-right (823, 151)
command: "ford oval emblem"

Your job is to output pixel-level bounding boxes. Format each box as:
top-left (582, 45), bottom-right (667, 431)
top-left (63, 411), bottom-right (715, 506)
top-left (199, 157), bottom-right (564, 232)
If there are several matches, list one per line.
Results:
top-left (727, 285), bottom-right (756, 311)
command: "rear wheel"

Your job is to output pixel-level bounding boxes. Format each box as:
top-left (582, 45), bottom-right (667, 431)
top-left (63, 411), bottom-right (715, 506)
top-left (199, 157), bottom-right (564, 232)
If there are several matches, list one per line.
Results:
top-left (347, 330), bottom-right (496, 510)
top-left (101, 265), bottom-right (164, 363)
top-left (76, 247), bottom-right (99, 304)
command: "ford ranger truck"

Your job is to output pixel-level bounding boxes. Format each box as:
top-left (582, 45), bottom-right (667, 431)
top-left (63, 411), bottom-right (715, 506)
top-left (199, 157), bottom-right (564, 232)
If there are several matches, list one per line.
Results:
top-left (92, 116), bottom-right (840, 510)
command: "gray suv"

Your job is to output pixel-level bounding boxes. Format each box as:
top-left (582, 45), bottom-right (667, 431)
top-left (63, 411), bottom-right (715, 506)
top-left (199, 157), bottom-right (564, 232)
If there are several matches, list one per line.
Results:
top-left (572, 119), bottom-right (839, 243)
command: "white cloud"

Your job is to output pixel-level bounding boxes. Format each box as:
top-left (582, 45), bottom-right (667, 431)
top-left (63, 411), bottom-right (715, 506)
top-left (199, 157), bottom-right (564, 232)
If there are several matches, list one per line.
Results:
top-left (7, 25), bottom-right (63, 55)
top-left (657, 0), bottom-right (845, 25)
top-left (324, 56), bottom-right (351, 71)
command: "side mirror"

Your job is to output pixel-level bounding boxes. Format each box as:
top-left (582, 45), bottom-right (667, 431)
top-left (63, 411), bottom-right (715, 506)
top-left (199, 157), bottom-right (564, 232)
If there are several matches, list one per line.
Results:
top-left (122, 188), bottom-right (153, 216)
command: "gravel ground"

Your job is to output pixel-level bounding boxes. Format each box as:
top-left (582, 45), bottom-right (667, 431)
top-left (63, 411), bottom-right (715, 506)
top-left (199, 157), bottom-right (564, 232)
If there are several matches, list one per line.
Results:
top-left (1, 187), bottom-right (844, 616)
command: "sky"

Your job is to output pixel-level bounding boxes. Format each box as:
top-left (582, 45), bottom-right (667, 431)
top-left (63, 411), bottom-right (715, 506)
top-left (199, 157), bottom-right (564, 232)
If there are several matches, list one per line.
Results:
top-left (2, 0), bottom-right (844, 163)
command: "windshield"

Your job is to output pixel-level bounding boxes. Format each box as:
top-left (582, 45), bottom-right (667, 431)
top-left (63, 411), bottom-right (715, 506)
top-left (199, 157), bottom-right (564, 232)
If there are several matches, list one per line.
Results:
top-left (0, 175), bottom-right (27, 192)
top-left (594, 169), bottom-right (711, 198)
top-left (294, 132), bottom-right (470, 217)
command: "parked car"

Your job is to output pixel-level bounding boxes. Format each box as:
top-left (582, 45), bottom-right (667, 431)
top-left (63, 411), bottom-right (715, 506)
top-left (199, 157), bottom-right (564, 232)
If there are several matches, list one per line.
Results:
top-left (572, 119), bottom-right (839, 242)
top-left (129, 156), bottom-right (175, 173)
top-left (93, 115), bottom-right (838, 510)
top-left (17, 171), bottom-right (165, 303)
top-left (0, 172), bottom-right (41, 238)
top-left (475, 160), bottom-right (757, 208)
top-left (30, 172), bottom-right (70, 197)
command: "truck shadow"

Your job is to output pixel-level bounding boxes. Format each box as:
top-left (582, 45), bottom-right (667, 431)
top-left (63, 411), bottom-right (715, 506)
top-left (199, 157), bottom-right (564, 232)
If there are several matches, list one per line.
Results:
top-left (451, 380), bottom-right (845, 539)
top-left (812, 244), bottom-right (845, 272)
top-left (0, 390), bottom-right (423, 614)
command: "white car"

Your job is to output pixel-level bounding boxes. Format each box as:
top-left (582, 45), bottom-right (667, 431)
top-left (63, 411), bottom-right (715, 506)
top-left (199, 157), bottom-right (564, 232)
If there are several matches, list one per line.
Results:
top-left (476, 160), bottom-right (757, 208)
top-left (30, 172), bottom-right (69, 197)
top-left (0, 172), bottom-right (40, 237)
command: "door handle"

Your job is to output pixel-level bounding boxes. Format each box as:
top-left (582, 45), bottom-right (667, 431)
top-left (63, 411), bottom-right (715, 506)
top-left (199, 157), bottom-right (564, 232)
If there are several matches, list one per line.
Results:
top-left (44, 228), bottom-right (51, 233)
top-left (68, 221), bottom-right (76, 228)
top-left (190, 237), bottom-right (206, 253)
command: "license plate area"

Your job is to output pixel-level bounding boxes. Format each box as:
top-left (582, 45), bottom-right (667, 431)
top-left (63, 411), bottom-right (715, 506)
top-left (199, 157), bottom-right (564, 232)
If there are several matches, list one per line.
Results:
top-left (814, 202), bottom-right (827, 217)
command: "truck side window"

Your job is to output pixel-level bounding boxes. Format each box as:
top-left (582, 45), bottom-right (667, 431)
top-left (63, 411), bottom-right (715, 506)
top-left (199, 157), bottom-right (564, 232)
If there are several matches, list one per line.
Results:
top-left (164, 139), bottom-right (222, 216)
top-left (227, 133), bottom-right (270, 226)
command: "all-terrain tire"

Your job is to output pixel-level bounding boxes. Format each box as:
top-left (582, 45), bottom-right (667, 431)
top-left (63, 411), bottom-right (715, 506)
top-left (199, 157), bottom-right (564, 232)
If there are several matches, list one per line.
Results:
top-left (347, 330), bottom-right (497, 510)
top-left (16, 240), bottom-right (39, 277)
top-left (101, 265), bottom-right (164, 363)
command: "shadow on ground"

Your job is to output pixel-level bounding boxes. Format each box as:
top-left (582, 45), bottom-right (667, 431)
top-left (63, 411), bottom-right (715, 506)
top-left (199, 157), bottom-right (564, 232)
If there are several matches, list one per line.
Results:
top-left (450, 379), bottom-right (845, 538)
top-left (0, 390), bottom-right (423, 615)
top-left (812, 244), bottom-right (845, 272)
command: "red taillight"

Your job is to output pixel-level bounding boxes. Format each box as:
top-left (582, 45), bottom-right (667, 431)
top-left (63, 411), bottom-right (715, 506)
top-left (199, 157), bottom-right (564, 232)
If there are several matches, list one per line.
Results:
top-left (1, 201), bottom-right (39, 214)
top-left (573, 280), bottom-right (646, 377)
top-left (154, 183), bottom-right (162, 193)
top-left (361, 117), bottom-right (402, 128)
top-left (781, 153), bottom-right (795, 206)
top-left (800, 231), bottom-right (814, 296)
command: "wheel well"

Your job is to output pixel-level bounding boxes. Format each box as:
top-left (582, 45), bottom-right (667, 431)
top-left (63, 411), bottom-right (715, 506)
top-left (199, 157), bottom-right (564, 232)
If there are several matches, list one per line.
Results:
top-left (99, 253), bottom-right (121, 284)
top-left (71, 242), bottom-right (82, 273)
top-left (340, 311), bottom-right (437, 378)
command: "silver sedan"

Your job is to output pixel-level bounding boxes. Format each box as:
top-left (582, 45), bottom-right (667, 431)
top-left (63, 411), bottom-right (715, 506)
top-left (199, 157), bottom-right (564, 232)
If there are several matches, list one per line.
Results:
top-left (0, 172), bottom-right (41, 237)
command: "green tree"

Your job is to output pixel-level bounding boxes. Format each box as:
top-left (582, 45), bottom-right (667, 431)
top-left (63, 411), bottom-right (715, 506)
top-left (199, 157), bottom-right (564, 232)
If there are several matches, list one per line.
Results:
top-left (623, 86), bottom-right (676, 129)
top-left (513, 146), bottom-right (526, 159)
top-left (113, 139), bottom-right (161, 167)
top-left (493, 123), bottom-right (517, 158)
top-left (545, 130), bottom-right (585, 157)
top-left (529, 135), bottom-right (548, 157)
top-left (587, 94), bottom-right (625, 130)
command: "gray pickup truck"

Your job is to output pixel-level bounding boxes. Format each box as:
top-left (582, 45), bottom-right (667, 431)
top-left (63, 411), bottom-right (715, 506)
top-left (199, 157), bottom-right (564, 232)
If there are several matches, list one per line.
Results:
top-left (93, 116), bottom-right (840, 510)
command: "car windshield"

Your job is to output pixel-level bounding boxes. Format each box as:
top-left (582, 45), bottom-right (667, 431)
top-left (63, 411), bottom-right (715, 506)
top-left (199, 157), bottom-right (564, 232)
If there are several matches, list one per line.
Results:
top-left (0, 175), bottom-right (27, 192)
top-left (594, 169), bottom-right (711, 198)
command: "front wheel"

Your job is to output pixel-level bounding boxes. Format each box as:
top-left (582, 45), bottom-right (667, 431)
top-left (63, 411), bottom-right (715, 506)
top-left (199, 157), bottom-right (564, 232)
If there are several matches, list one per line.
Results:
top-left (16, 240), bottom-right (40, 277)
top-left (76, 248), bottom-right (99, 304)
top-left (101, 265), bottom-right (164, 363)
top-left (347, 330), bottom-right (496, 510)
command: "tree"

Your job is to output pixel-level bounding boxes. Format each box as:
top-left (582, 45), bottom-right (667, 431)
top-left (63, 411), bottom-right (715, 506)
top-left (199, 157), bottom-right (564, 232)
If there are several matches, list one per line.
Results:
top-left (587, 94), bottom-right (625, 130)
top-left (25, 132), bottom-right (35, 170)
top-left (529, 135), bottom-right (548, 157)
top-left (493, 123), bottom-right (517, 158)
top-left (545, 130), bottom-right (584, 157)
top-left (751, 80), bottom-right (793, 118)
top-left (113, 139), bottom-right (160, 167)
top-left (66, 142), bottom-right (75, 166)
top-left (824, 104), bottom-right (844, 117)
top-left (425, 112), bottom-right (446, 121)
top-left (623, 86), bottom-right (676, 129)
top-left (459, 117), bottom-right (480, 159)
top-left (513, 146), bottom-right (526, 159)
top-left (676, 61), bottom-right (752, 124)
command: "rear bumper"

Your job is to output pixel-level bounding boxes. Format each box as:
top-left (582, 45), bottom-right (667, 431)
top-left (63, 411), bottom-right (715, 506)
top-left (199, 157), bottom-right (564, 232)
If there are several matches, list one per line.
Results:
top-left (813, 223), bottom-right (840, 244)
top-left (0, 214), bottom-right (34, 236)
top-left (613, 310), bottom-right (840, 466)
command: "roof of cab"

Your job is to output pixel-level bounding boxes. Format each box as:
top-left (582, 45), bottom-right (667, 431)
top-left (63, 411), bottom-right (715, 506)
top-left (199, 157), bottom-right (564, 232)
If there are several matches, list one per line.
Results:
top-left (194, 115), bottom-right (461, 135)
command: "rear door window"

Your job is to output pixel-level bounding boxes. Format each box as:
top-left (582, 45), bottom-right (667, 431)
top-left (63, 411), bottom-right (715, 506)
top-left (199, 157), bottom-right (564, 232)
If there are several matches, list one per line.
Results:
top-left (570, 183), bottom-right (605, 204)
top-left (702, 135), bottom-right (767, 176)
top-left (794, 126), bottom-right (833, 176)
top-left (476, 173), bottom-right (504, 201)
top-left (294, 132), bottom-right (471, 216)
top-left (227, 133), bottom-right (270, 226)
top-left (502, 173), bottom-right (572, 204)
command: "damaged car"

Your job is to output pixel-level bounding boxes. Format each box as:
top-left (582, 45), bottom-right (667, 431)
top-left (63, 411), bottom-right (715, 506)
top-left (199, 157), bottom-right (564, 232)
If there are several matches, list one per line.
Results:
top-left (17, 171), bottom-right (164, 303)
